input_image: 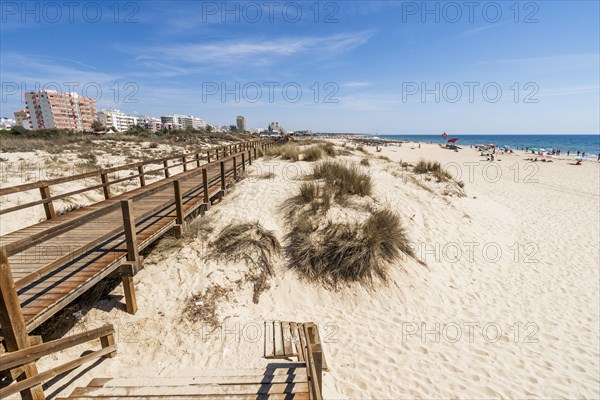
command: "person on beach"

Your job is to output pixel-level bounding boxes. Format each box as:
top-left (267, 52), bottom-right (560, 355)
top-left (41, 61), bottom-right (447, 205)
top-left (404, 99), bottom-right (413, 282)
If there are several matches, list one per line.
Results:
top-left (567, 150), bottom-right (570, 156)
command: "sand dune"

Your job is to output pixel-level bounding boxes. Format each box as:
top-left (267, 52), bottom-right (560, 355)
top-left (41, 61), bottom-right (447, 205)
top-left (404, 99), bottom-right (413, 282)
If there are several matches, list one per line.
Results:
top-left (26, 141), bottom-right (600, 399)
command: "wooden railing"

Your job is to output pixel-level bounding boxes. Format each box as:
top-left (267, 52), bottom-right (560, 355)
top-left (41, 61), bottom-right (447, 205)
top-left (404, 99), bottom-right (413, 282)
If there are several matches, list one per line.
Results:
top-left (0, 138), bottom-right (279, 399)
top-left (0, 140), bottom-right (262, 220)
top-left (0, 324), bottom-right (116, 399)
top-left (299, 323), bottom-right (324, 400)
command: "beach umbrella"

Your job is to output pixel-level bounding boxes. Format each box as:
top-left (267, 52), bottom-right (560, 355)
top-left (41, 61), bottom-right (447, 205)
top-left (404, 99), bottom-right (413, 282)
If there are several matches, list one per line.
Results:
top-left (575, 156), bottom-right (583, 161)
top-left (447, 138), bottom-right (458, 143)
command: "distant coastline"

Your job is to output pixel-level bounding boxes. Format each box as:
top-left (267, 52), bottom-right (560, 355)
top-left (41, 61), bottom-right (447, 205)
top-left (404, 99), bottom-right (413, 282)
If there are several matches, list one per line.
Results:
top-left (322, 134), bottom-right (600, 157)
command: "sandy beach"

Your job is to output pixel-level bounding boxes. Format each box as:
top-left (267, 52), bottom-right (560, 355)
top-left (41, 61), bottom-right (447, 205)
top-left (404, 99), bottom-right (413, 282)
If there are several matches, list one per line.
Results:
top-left (3, 139), bottom-right (599, 399)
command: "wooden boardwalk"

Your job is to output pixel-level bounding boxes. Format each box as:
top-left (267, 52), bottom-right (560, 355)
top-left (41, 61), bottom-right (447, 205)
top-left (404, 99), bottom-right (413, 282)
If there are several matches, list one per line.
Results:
top-left (0, 141), bottom-right (270, 347)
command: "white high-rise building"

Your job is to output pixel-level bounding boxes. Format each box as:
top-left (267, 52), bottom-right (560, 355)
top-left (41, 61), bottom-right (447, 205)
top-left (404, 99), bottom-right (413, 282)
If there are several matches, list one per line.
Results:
top-left (160, 114), bottom-right (206, 130)
top-left (97, 109), bottom-right (138, 132)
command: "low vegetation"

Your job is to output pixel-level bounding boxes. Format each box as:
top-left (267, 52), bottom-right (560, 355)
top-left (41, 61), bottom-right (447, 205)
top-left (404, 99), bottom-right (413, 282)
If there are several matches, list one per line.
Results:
top-left (182, 284), bottom-right (232, 329)
top-left (210, 222), bottom-right (281, 303)
top-left (285, 209), bottom-right (413, 288)
top-left (302, 146), bottom-right (324, 161)
top-left (56, 203), bottom-right (85, 216)
top-left (414, 159), bottom-right (452, 182)
top-left (360, 158), bottom-right (370, 166)
top-left (313, 161), bottom-right (372, 198)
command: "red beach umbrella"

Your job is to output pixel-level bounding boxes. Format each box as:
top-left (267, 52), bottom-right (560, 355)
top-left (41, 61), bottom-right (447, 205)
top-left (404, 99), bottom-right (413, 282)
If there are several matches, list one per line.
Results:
top-left (447, 138), bottom-right (459, 143)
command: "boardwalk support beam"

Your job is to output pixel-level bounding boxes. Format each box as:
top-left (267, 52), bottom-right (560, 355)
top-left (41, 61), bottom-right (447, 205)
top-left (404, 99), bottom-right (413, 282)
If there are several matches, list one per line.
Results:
top-left (119, 200), bottom-right (139, 315)
top-left (202, 168), bottom-right (210, 210)
top-left (173, 180), bottom-right (185, 236)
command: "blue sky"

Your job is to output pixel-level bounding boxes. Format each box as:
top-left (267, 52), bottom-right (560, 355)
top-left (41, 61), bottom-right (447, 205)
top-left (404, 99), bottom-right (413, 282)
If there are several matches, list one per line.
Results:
top-left (1, 0), bottom-right (599, 134)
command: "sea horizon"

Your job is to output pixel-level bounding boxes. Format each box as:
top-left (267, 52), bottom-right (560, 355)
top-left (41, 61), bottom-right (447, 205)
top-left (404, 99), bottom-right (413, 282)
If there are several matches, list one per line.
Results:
top-left (325, 133), bottom-right (600, 156)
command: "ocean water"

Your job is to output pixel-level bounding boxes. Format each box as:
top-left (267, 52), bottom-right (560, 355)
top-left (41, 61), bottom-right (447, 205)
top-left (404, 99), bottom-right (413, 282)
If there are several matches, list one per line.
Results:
top-left (372, 135), bottom-right (600, 158)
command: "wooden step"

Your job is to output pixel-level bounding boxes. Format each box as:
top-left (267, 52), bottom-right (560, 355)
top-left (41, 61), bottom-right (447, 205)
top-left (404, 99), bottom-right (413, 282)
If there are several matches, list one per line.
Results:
top-left (67, 382), bottom-right (309, 397)
top-left (59, 394), bottom-right (309, 400)
top-left (86, 372), bottom-right (308, 387)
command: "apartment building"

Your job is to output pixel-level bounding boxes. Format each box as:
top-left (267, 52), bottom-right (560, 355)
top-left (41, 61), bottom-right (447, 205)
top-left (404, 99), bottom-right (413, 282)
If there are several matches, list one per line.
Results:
top-left (236, 115), bottom-right (246, 131)
top-left (13, 110), bottom-right (32, 129)
top-left (160, 114), bottom-right (206, 130)
top-left (24, 90), bottom-right (97, 131)
top-left (97, 109), bottom-right (138, 132)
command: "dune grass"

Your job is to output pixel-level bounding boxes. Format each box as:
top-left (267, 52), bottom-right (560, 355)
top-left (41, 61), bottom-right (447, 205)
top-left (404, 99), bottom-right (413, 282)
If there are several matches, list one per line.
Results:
top-left (313, 161), bottom-right (372, 198)
top-left (210, 222), bottom-right (281, 303)
top-left (414, 159), bottom-right (452, 182)
top-left (285, 209), bottom-right (413, 288)
top-left (360, 158), bottom-right (370, 166)
top-left (302, 146), bottom-right (324, 162)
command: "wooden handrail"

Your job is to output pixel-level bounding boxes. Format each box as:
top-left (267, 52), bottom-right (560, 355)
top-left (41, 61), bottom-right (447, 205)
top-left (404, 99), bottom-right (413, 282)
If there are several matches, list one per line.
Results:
top-left (0, 324), bottom-right (114, 371)
top-left (1, 145), bottom-right (262, 257)
top-left (11, 149), bottom-right (252, 290)
top-left (0, 343), bottom-right (116, 399)
top-left (0, 140), bottom-right (260, 196)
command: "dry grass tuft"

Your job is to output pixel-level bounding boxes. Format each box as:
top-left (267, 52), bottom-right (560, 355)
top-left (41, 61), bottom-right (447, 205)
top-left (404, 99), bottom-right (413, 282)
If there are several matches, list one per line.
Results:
top-left (56, 203), bottom-right (85, 216)
top-left (414, 159), bottom-right (452, 181)
top-left (360, 158), bottom-right (370, 166)
top-left (313, 161), bottom-right (372, 198)
top-left (323, 143), bottom-right (337, 157)
top-left (263, 143), bottom-right (300, 161)
top-left (285, 209), bottom-right (413, 288)
top-left (302, 146), bottom-right (324, 162)
top-left (258, 172), bottom-right (276, 179)
top-left (210, 222), bottom-right (281, 303)
top-left (155, 217), bottom-right (214, 253)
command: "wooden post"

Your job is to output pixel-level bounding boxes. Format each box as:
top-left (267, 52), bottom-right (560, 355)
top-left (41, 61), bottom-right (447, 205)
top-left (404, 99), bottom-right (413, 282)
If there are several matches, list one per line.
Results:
top-left (0, 249), bottom-right (46, 400)
top-left (163, 160), bottom-right (170, 178)
top-left (233, 156), bottom-right (238, 180)
top-left (220, 161), bottom-right (226, 192)
top-left (202, 168), bottom-right (210, 208)
top-left (173, 180), bottom-right (185, 235)
top-left (39, 185), bottom-right (56, 220)
top-left (254, 147), bottom-right (257, 159)
top-left (182, 156), bottom-right (187, 172)
top-left (120, 200), bottom-right (139, 315)
top-left (207, 151), bottom-right (211, 163)
top-left (137, 165), bottom-right (146, 187)
top-left (248, 150), bottom-right (252, 165)
top-left (241, 153), bottom-right (246, 172)
top-left (99, 333), bottom-right (117, 358)
top-left (216, 149), bottom-right (220, 160)
top-left (100, 173), bottom-right (111, 199)
top-left (195, 153), bottom-right (201, 167)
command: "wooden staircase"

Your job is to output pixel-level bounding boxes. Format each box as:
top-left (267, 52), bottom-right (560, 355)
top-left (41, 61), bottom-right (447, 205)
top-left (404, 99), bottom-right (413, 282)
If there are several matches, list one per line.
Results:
top-left (57, 321), bottom-right (326, 399)
top-left (57, 364), bottom-right (310, 399)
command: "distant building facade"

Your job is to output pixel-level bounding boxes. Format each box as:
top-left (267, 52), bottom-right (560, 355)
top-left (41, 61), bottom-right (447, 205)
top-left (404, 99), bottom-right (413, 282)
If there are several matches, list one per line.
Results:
top-left (136, 115), bottom-right (163, 132)
top-left (97, 109), bottom-right (138, 132)
top-left (0, 118), bottom-right (15, 129)
top-left (13, 110), bottom-right (32, 129)
top-left (160, 114), bottom-right (206, 130)
top-left (24, 90), bottom-right (96, 131)
top-left (236, 116), bottom-right (246, 131)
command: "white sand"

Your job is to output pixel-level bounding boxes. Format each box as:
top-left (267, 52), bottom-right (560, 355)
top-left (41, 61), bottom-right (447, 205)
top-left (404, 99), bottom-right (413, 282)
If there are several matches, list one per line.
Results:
top-left (6, 140), bottom-right (599, 398)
